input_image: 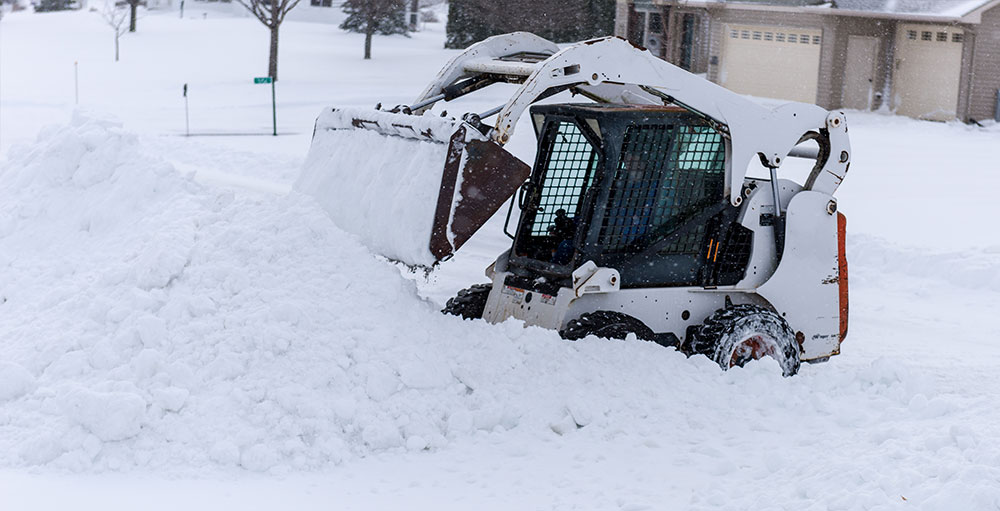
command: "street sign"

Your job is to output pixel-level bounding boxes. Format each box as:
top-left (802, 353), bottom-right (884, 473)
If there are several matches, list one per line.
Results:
top-left (253, 76), bottom-right (277, 135)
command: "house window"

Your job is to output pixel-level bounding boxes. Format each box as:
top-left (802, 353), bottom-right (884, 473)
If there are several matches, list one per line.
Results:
top-left (764, 32), bottom-right (773, 41)
top-left (953, 33), bottom-right (964, 43)
top-left (921, 31), bottom-right (932, 41)
top-left (800, 34), bottom-right (810, 44)
top-left (310, 0), bottom-right (331, 5)
top-left (776, 33), bottom-right (785, 42)
top-left (937, 32), bottom-right (948, 42)
top-left (788, 34), bottom-right (797, 43)
top-left (741, 30), bottom-right (750, 39)
top-left (730, 30), bottom-right (738, 38)
top-left (812, 35), bottom-right (821, 44)
top-left (907, 30), bottom-right (917, 40)
top-left (753, 31), bottom-right (762, 40)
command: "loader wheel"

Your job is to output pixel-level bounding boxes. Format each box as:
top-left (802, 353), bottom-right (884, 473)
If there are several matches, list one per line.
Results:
top-left (560, 311), bottom-right (655, 342)
top-left (442, 284), bottom-right (492, 320)
top-left (687, 304), bottom-right (801, 376)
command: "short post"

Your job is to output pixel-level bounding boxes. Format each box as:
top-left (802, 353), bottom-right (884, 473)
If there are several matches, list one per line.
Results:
top-left (271, 78), bottom-right (277, 136)
top-left (74, 61), bottom-right (79, 105)
top-left (254, 75), bottom-right (276, 135)
top-left (183, 83), bottom-right (190, 136)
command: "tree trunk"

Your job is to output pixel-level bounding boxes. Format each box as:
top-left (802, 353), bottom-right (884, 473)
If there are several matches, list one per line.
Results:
top-left (129, 2), bottom-right (137, 32)
top-left (114, 33), bottom-right (120, 62)
top-left (409, 0), bottom-right (418, 31)
top-left (269, 25), bottom-right (279, 81)
top-left (269, 0), bottom-right (280, 81)
top-left (364, 29), bottom-right (373, 60)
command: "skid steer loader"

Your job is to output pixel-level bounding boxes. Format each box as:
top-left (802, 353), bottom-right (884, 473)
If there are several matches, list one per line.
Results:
top-left (296, 33), bottom-right (851, 376)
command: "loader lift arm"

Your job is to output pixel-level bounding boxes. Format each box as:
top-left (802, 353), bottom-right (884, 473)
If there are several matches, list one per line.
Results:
top-left (298, 32), bottom-right (851, 268)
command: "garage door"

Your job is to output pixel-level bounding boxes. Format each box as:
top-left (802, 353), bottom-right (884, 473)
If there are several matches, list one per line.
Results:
top-left (893, 24), bottom-right (964, 121)
top-left (720, 24), bottom-right (822, 104)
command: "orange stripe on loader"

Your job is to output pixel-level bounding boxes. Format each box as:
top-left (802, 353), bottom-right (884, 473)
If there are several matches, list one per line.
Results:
top-left (837, 212), bottom-right (849, 343)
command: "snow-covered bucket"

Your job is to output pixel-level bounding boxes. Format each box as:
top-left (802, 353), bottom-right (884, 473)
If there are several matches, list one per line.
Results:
top-left (296, 107), bottom-right (530, 267)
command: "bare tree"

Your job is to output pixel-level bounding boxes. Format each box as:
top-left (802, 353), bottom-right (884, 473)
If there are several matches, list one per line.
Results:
top-left (236, 0), bottom-right (301, 81)
top-left (101, 0), bottom-right (129, 62)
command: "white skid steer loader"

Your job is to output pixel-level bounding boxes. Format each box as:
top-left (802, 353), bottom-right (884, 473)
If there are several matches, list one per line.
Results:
top-left (296, 33), bottom-right (851, 376)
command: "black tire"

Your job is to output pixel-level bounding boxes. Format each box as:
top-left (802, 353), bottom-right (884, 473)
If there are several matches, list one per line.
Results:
top-left (442, 284), bottom-right (492, 320)
top-left (560, 311), bottom-right (655, 342)
top-left (687, 304), bottom-right (801, 376)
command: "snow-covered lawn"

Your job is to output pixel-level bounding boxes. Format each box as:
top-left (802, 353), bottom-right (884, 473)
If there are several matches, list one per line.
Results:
top-left (1, 6), bottom-right (999, 511)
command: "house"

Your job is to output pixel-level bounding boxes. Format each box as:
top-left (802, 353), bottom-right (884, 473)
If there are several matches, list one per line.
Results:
top-left (614, 0), bottom-right (1000, 122)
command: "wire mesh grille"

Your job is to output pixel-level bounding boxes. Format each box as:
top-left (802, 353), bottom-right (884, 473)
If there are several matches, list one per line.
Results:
top-left (711, 224), bottom-right (754, 285)
top-left (530, 122), bottom-right (598, 236)
top-left (598, 124), bottom-right (725, 254)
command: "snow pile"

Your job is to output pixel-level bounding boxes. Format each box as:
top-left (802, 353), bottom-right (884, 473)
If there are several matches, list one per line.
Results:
top-left (296, 107), bottom-right (474, 267)
top-left (1, 116), bottom-right (999, 509)
top-left (0, 113), bottom-right (494, 471)
top-left (1, 113), bottom-right (644, 472)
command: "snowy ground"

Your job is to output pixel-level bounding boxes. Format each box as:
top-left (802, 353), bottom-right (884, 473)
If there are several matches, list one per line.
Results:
top-left (2, 5), bottom-right (1000, 511)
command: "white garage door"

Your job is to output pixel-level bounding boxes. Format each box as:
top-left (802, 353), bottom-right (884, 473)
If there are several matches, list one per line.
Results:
top-left (720, 24), bottom-right (823, 104)
top-left (893, 24), bottom-right (964, 121)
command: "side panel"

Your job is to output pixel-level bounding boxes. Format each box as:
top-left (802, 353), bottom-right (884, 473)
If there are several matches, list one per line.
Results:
top-left (482, 272), bottom-right (573, 330)
top-left (735, 179), bottom-right (802, 290)
top-left (756, 191), bottom-right (841, 360)
top-left (483, 270), bottom-right (766, 346)
top-left (565, 287), bottom-right (768, 345)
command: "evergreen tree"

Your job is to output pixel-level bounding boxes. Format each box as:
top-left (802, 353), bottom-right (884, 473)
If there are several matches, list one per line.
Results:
top-left (445, 0), bottom-right (490, 49)
top-left (35, 0), bottom-right (74, 12)
top-left (340, 0), bottom-right (408, 60)
top-left (445, 0), bottom-right (614, 49)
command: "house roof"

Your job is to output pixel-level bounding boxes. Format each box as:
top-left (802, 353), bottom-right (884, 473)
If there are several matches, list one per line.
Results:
top-left (831, 0), bottom-right (993, 17)
top-left (708, 0), bottom-right (1000, 21)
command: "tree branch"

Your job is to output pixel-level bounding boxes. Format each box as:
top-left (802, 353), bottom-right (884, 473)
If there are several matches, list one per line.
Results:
top-left (276, 0), bottom-right (302, 25)
top-left (235, 0), bottom-right (270, 26)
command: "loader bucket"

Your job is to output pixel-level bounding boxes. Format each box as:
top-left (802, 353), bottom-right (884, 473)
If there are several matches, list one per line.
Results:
top-left (296, 107), bottom-right (531, 267)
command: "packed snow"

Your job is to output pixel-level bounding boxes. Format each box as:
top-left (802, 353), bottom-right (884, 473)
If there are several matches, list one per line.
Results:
top-left (298, 107), bottom-right (481, 267)
top-left (1, 4), bottom-right (1000, 511)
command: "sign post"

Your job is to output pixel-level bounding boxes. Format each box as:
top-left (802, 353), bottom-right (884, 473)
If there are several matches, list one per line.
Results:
top-left (183, 83), bottom-right (190, 136)
top-left (254, 76), bottom-right (276, 136)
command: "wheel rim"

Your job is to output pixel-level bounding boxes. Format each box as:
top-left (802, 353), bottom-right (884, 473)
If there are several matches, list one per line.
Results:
top-left (729, 334), bottom-right (780, 368)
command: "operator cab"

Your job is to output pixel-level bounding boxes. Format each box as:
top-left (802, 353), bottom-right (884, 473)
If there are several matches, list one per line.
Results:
top-left (507, 103), bottom-right (754, 291)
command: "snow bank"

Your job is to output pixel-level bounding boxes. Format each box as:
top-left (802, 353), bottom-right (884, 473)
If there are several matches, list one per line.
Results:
top-left (296, 107), bottom-right (477, 267)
